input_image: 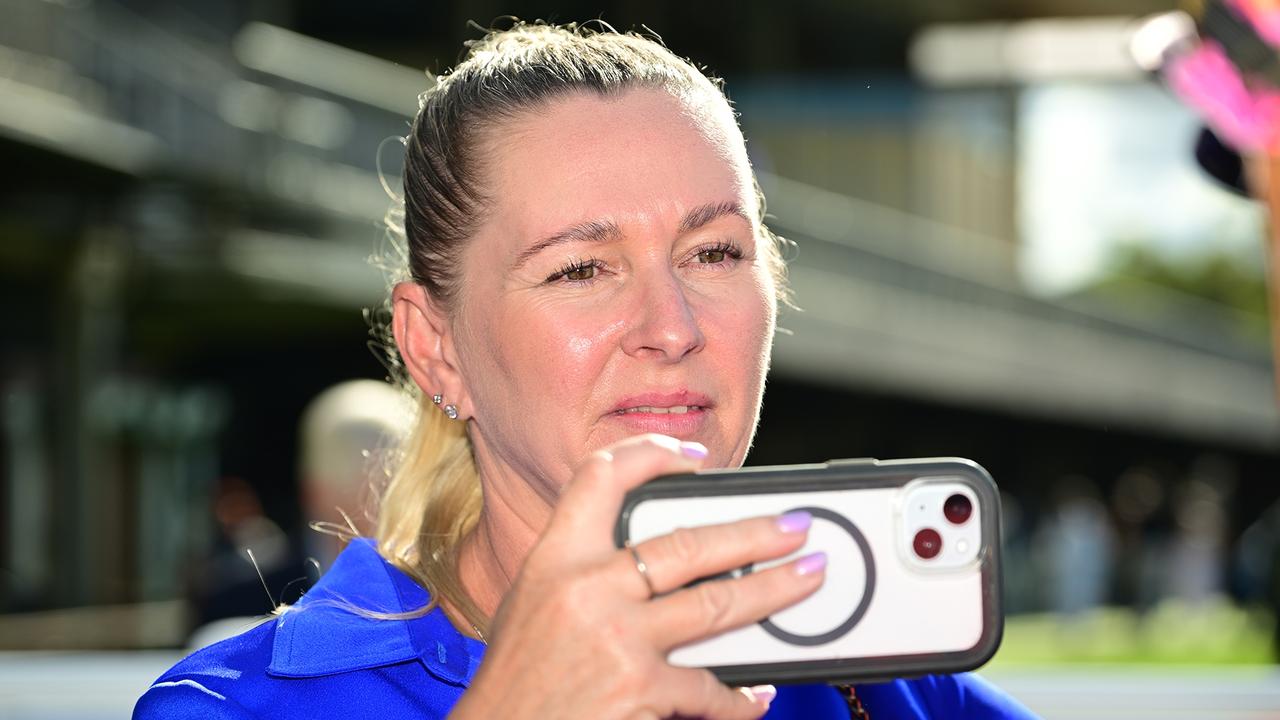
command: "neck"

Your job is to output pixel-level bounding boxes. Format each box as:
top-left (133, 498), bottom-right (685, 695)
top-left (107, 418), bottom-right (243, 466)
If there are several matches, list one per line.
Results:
top-left (454, 454), bottom-right (556, 629)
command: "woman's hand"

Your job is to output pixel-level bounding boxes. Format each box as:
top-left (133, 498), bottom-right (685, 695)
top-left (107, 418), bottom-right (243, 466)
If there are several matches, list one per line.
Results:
top-left (450, 434), bottom-right (826, 720)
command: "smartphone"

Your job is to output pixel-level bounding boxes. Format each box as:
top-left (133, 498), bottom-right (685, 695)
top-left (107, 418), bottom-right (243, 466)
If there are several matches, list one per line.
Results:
top-left (614, 457), bottom-right (1002, 686)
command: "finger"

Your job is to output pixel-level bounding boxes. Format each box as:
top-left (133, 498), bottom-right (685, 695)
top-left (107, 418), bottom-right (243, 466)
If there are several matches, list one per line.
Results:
top-left (655, 667), bottom-right (773, 720)
top-left (645, 551), bottom-right (827, 651)
top-left (545, 434), bottom-right (708, 549)
top-left (622, 511), bottom-right (812, 596)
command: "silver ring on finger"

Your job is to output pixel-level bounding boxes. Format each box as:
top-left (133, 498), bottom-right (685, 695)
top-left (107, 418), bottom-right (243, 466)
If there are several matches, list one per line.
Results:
top-left (625, 540), bottom-right (658, 599)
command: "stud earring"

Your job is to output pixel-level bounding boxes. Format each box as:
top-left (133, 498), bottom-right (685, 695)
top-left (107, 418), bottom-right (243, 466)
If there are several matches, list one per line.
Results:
top-left (444, 404), bottom-right (459, 420)
top-left (432, 394), bottom-right (443, 405)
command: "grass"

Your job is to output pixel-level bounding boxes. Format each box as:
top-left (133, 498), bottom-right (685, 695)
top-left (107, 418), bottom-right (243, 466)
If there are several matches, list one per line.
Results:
top-left (987, 599), bottom-right (1276, 668)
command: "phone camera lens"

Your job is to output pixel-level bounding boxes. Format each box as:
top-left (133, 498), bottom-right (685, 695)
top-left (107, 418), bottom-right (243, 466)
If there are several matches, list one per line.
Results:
top-left (943, 493), bottom-right (972, 525)
top-left (913, 528), bottom-right (943, 559)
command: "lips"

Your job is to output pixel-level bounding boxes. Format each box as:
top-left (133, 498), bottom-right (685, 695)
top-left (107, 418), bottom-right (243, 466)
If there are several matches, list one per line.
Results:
top-left (605, 390), bottom-right (713, 438)
top-left (610, 391), bottom-right (713, 416)
top-left (617, 405), bottom-right (702, 415)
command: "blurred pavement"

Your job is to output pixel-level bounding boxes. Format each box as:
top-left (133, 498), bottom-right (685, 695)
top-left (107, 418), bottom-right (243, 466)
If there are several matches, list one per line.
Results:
top-left (985, 668), bottom-right (1280, 719)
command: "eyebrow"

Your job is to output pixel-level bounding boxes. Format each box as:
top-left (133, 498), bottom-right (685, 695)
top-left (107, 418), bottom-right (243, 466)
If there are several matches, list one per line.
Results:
top-left (678, 200), bottom-right (752, 234)
top-left (511, 200), bottom-right (753, 271)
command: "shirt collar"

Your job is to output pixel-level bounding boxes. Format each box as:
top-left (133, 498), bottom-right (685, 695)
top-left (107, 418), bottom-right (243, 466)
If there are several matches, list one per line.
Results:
top-left (267, 538), bottom-right (486, 685)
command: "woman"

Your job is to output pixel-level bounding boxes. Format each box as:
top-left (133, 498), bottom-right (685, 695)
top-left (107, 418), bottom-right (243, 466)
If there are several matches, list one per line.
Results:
top-left (136, 22), bottom-right (1035, 719)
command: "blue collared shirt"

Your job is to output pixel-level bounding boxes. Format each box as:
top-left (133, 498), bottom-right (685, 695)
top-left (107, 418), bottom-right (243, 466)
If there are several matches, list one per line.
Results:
top-left (135, 539), bottom-right (1035, 719)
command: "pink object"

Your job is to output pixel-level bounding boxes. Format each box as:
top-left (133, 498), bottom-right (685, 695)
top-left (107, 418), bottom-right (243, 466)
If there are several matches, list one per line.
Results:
top-left (1167, 39), bottom-right (1280, 153)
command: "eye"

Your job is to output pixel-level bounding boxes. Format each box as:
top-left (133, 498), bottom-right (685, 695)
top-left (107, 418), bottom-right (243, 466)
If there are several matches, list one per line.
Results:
top-left (691, 241), bottom-right (744, 266)
top-left (564, 264), bottom-right (596, 281)
top-left (546, 258), bottom-right (602, 284)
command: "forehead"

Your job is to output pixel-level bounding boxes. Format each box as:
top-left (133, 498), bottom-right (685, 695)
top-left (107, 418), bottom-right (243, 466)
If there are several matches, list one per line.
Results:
top-left (483, 87), bottom-right (756, 241)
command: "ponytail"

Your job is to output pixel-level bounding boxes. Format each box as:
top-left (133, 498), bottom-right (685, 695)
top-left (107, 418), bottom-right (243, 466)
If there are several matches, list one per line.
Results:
top-left (375, 393), bottom-right (489, 634)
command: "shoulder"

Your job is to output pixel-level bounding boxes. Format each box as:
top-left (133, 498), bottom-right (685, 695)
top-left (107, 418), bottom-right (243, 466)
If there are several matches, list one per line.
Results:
top-left (134, 619), bottom-right (275, 719)
top-left (134, 539), bottom-right (478, 720)
top-left (134, 678), bottom-right (257, 719)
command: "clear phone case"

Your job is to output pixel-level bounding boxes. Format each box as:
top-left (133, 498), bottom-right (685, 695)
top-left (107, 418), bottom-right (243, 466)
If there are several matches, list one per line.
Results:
top-left (614, 457), bottom-right (1003, 686)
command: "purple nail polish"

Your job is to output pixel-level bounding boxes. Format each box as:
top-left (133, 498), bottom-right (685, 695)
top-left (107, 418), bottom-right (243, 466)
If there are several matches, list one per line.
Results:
top-left (679, 442), bottom-right (708, 459)
top-left (795, 551), bottom-right (828, 576)
top-left (749, 685), bottom-right (777, 705)
top-left (776, 511), bottom-right (812, 534)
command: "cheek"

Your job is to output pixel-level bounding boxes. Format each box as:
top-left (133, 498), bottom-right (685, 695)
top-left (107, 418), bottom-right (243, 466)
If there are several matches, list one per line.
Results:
top-left (704, 275), bottom-right (775, 367)
top-left (489, 298), bottom-right (625, 400)
top-left (694, 276), bottom-right (773, 465)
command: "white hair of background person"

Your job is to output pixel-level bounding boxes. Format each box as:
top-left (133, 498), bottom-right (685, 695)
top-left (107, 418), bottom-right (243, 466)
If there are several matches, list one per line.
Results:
top-left (299, 379), bottom-right (415, 547)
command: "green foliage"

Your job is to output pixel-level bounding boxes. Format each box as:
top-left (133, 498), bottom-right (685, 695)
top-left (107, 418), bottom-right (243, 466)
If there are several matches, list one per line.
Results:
top-left (989, 600), bottom-right (1275, 667)
top-left (1106, 243), bottom-right (1267, 314)
top-left (1082, 242), bottom-right (1271, 345)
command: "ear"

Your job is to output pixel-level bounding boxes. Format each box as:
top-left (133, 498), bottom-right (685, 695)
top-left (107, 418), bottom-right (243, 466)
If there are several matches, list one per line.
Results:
top-left (391, 282), bottom-right (472, 420)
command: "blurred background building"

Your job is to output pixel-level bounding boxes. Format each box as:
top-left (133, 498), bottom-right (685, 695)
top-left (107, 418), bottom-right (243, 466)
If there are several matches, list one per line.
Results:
top-left (2, 0), bottom-right (1279, 717)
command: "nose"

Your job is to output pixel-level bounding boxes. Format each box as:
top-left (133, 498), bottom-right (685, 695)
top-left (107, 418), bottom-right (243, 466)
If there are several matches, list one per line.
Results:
top-left (620, 269), bottom-right (706, 362)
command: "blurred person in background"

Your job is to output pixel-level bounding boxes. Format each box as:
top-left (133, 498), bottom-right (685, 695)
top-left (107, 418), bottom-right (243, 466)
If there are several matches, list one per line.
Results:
top-left (135, 21), bottom-right (1035, 719)
top-left (1235, 499), bottom-right (1280, 654)
top-left (297, 378), bottom-right (414, 568)
top-left (1034, 476), bottom-right (1114, 621)
top-left (1139, 0), bottom-right (1280, 659)
top-left (1109, 464), bottom-right (1174, 612)
top-left (188, 475), bottom-right (292, 641)
top-left (1166, 457), bottom-right (1234, 605)
top-left (188, 379), bottom-right (412, 649)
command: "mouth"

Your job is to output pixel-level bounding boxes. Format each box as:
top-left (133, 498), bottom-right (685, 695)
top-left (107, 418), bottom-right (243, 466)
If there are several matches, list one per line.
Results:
top-left (605, 392), bottom-right (714, 438)
top-left (606, 400), bottom-right (711, 437)
top-left (613, 404), bottom-right (708, 415)
top-left (609, 391), bottom-right (713, 417)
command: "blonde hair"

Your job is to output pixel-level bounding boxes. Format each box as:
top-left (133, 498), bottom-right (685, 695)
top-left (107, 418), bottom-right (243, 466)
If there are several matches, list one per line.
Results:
top-left (371, 20), bottom-right (790, 638)
top-left (374, 398), bottom-right (487, 631)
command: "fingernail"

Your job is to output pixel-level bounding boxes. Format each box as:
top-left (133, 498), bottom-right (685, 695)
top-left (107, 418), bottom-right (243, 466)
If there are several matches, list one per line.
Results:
top-left (776, 510), bottom-right (812, 534)
top-left (741, 684), bottom-right (776, 706)
top-left (795, 551), bottom-right (827, 576)
top-left (679, 441), bottom-right (708, 459)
